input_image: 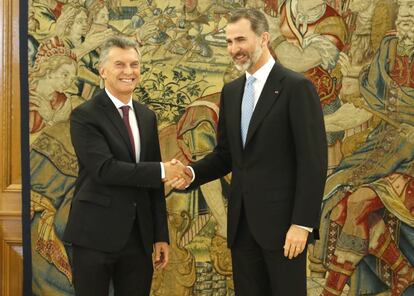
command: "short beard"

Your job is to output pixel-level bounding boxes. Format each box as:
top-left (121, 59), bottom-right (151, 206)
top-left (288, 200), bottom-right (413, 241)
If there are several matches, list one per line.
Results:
top-left (234, 44), bottom-right (263, 72)
top-left (396, 17), bottom-right (414, 45)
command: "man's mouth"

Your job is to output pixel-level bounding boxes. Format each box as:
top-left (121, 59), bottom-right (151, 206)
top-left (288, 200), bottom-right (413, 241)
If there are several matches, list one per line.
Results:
top-left (233, 53), bottom-right (248, 64)
top-left (120, 78), bottom-right (135, 83)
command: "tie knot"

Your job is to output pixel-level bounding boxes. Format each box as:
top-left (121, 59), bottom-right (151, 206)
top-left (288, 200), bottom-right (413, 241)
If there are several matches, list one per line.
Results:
top-left (120, 105), bottom-right (130, 116)
top-left (246, 76), bottom-right (256, 85)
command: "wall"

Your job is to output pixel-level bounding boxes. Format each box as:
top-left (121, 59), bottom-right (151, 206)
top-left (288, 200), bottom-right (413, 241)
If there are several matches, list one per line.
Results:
top-left (0, 0), bottom-right (23, 294)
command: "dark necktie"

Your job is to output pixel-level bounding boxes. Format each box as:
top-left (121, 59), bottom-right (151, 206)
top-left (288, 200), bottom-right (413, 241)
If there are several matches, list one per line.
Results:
top-left (120, 105), bottom-right (136, 159)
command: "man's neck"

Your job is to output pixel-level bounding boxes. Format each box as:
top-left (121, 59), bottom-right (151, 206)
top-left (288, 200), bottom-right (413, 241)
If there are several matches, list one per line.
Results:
top-left (247, 50), bottom-right (272, 75)
top-left (105, 88), bottom-right (132, 105)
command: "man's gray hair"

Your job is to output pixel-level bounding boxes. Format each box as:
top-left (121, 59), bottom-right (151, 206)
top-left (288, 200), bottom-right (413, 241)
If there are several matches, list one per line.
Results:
top-left (229, 9), bottom-right (269, 36)
top-left (99, 36), bottom-right (141, 68)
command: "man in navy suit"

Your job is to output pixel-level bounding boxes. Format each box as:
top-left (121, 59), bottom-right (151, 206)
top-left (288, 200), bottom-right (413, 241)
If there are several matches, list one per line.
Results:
top-left (170, 9), bottom-right (327, 296)
top-left (64, 36), bottom-right (184, 296)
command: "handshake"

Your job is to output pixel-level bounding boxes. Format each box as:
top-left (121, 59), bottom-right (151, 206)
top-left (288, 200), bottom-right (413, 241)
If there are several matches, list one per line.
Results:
top-left (162, 159), bottom-right (193, 189)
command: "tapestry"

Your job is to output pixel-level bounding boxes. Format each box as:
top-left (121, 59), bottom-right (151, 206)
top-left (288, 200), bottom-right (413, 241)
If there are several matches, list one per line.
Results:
top-left (26, 0), bottom-right (414, 295)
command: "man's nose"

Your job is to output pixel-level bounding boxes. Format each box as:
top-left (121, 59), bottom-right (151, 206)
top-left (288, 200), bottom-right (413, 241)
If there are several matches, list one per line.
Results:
top-left (123, 65), bottom-right (133, 74)
top-left (228, 43), bottom-right (239, 55)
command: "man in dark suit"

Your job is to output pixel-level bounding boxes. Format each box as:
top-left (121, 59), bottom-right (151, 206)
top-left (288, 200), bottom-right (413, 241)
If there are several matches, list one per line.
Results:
top-left (170, 9), bottom-right (327, 296)
top-left (64, 36), bottom-right (184, 296)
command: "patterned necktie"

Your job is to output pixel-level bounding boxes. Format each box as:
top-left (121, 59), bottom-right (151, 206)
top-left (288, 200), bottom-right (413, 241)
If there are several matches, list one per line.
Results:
top-left (120, 105), bottom-right (136, 159)
top-left (241, 76), bottom-right (256, 146)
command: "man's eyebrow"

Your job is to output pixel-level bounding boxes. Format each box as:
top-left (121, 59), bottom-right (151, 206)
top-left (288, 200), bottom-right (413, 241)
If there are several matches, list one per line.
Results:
top-left (226, 36), bottom-right (247, 42)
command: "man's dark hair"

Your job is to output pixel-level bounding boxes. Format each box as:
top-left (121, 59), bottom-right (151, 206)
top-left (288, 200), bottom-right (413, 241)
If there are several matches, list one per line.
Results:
top-left (229, 9), bottom-right (269, 36)
top-left (99, 36), bottom-right (141, 68)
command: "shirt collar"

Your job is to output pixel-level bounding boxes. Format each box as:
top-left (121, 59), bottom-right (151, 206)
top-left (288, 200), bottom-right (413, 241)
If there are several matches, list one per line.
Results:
top-left (245, 57), bottom-right (275, 82)
top-left (105, 88), bottom-right (134, 110)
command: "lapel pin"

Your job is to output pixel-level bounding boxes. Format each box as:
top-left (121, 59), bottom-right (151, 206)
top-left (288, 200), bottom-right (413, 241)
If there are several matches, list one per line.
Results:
top-left (274, 90), bottom-right (279, 95)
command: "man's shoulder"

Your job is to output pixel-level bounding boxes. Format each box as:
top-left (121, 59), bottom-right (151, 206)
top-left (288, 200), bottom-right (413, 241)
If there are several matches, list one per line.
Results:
top-left (133, 99), bottom-right (156, 117)
top-left (71, 91), bottom-right (106, 117)
top-left (276, 63), bottom-right (309, 85)
top-left (223, 75), bottom-right (244, 92)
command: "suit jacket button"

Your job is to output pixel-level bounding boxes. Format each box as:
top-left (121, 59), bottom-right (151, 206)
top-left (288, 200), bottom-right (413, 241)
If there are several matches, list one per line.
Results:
top-left (133, 202), bottom-right (137, 207)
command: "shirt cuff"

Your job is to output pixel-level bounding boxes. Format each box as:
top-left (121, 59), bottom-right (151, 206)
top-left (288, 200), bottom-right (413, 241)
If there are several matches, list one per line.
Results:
top-left (187, 166), bottom-right (195, 182)
top-left (293, 224), bottom-right (313, 233)
top-left (160, 162), bottom-right (165, 179)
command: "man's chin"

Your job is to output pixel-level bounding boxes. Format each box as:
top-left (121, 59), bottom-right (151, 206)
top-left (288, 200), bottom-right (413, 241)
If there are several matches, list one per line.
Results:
top-left (234, 61), bottom-right (251, 72)
top-left (115, 87), bottom-right (137, 97)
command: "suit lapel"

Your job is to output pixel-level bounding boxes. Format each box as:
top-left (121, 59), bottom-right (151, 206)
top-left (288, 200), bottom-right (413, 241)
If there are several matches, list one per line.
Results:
top-left (98, 92), bottom-right (136, 161)
top-left (227, 76), bottom-right (246, 154)
top-left (132, 101), bottom-right (147, 161)
top-left (245, 64), bottom-right (284, 146)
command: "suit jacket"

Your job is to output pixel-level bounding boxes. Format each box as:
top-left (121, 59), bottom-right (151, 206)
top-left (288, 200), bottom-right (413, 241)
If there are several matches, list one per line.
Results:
top-left (64, 90), bottom-right (168, 254)
top-left (190, 63), bottom-right (327, 250)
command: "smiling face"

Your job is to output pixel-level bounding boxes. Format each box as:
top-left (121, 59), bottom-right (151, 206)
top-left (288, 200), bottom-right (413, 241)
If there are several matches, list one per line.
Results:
top-left (99, 46), bottom-right (140, 103)
top-left (226, 18), bottom-right (268, 74)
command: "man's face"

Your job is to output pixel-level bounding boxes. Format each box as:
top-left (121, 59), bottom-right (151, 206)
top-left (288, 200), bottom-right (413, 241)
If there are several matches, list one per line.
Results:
top-left (72, 11), bottom-right (88, 36)
top-left (95, 6), bottom-right (109, 25)
top-left (99, 47), bottom-right (141, 99)
top-left (51, 62), bottom-right (77, 93)
top-left (398, 0), bottom-right (414, 17)
top-left (226, 18), bottom-right (264, 73)
top-left (396, 1), bottom-right (414, 45)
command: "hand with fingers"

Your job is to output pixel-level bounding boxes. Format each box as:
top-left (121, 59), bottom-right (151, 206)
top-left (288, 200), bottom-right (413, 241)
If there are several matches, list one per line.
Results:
top-left (29, 91), bottom-right (54, 122)
top-left (283, 225), bottom-right (309, 259)
top-left (167, 164), bottom-right (193, 190)
top-left (162, 159), bottom-right (192, 189)
top-left (338, 52), bottom-right (351, 76)
top-left (51, 98), bottom-right (72, 123)
top-left (154, 242), bottom-right (169, 269)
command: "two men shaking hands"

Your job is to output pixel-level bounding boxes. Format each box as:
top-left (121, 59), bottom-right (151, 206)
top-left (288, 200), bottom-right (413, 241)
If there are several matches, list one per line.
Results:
top-left (162, 159), bottom-right (192, 190)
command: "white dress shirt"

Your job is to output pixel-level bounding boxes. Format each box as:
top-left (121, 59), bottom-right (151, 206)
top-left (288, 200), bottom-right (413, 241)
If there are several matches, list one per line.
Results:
top-left (105, 89), bottom-right (165, 178)
top-left (245, 57), bottom-right (275, 108)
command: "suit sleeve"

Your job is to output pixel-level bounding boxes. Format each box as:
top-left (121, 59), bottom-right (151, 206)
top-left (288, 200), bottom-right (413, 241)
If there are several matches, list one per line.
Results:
top-left (190, 90), bottom-right (232, 188)
top-left (70, 107), bottom-right (162, 188)
top-left (289, 78), bottom-right (327, 228)
top-left (149, 113), bottom-right (169, 243)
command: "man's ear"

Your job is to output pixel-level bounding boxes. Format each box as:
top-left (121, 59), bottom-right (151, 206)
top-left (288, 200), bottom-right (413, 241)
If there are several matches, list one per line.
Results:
top-left (99, 67), bottom-right (106, 80)
top-left (262, 32), bottom-right (270, 47)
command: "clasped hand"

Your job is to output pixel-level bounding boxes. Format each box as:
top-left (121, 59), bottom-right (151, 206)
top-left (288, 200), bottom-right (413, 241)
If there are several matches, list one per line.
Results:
top-left (162, 159), bottom-right (193, 189)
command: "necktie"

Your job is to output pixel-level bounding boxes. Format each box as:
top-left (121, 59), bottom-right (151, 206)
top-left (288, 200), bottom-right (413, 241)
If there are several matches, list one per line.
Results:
top-left (120, 105), bottom-right (136, 159)
top-left (241, 76), bottom-right (256, 146)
